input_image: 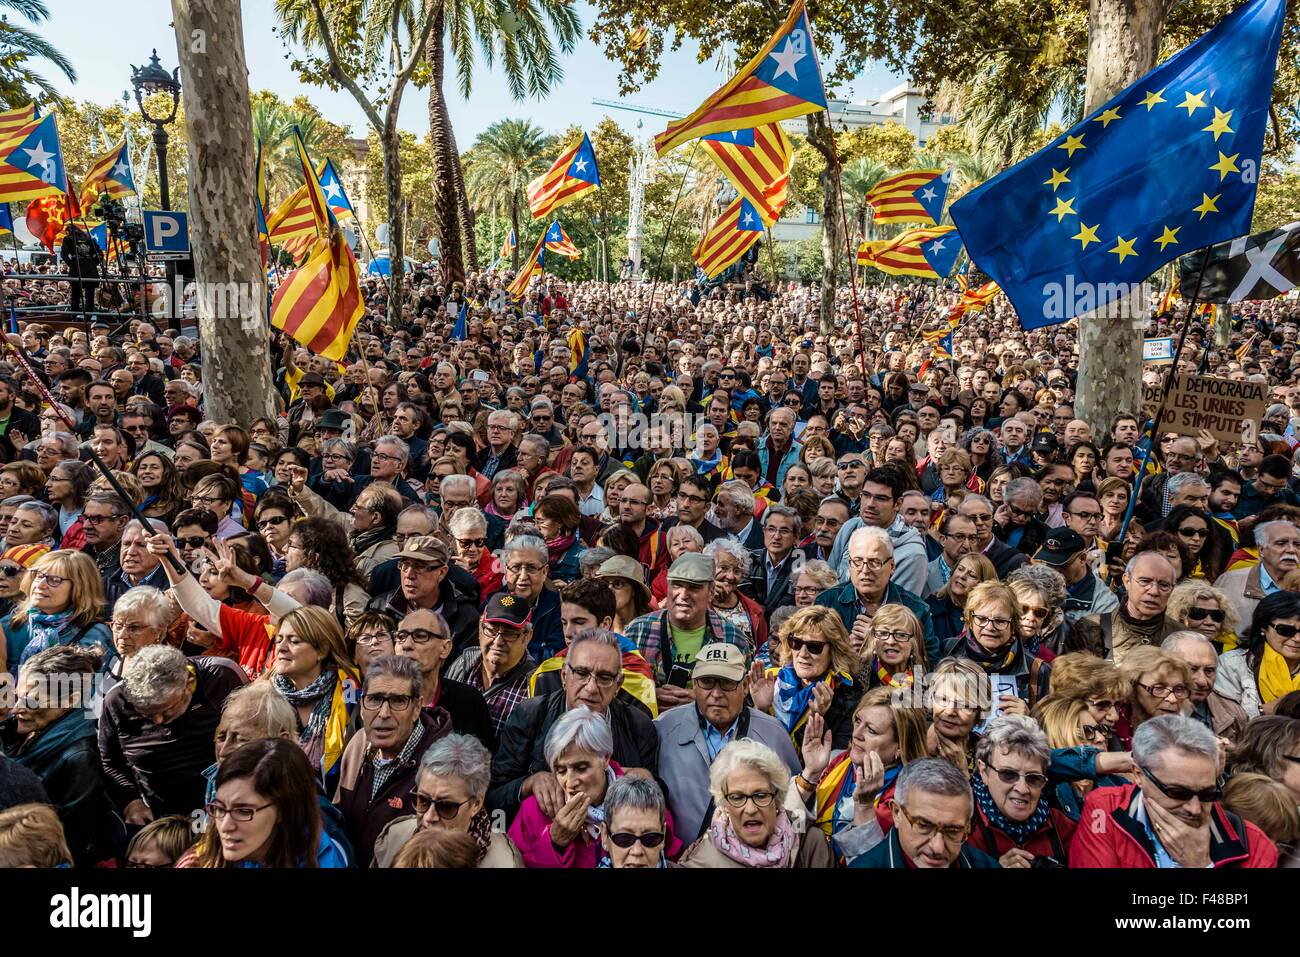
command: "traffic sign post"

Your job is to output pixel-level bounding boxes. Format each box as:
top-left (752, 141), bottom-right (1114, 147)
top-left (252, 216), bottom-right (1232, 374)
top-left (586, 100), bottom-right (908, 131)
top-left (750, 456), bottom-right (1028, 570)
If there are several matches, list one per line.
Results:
top-left (142, 210), bottom-right (190, 261)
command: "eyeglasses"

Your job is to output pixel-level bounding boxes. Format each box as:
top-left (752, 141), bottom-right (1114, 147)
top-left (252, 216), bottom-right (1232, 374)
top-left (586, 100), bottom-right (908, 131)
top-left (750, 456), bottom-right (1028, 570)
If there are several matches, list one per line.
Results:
top-left (408, 788), bottom-right (469, 820)
top-left (0, 564), bottom-right (22, 578)
top-left (398, 559), bottom-right (445, 574)
top-left (205, 801), bottom-right (274, 823)
top-left (360, 692), bottom-right (416, 712)
top-left (355, 632), bottom-right (393, 647)
top-left (1270, 622), bottom-right (1300, 639)
top-left (945, 532), bottom-right (979, 544)
top-left (1131, 576), bottom-right (1174, 593)
top-left (191, 494), bottom-right (227, 506)
top-left (723, 789), bottom-right (775, 809)
top-left (694, 675), bottom-right (740, 692)
top-left (1136, 681), bottom-right (1190, 701)
top-left (394, 629), bottom-right (447, 645)
top-left (84, 513), bottom-right (125, 525)
top-left (848, 556), bottom-right (891, 572)
top-left (981, 761), bottom-right (1048, 789)
top-left (565, 663), bottom-right (619, 688)
top-left (1068, 510), bottom-right (1102, 522)
top-left (32, 571), bottom-right (68, 587)
top-left (607, 830), bottom-right (666, 849)
top-left (971, 613), bottom-right (1013, 631)
top-left (677, 491), bottom-right (709, 505)
top-left (1185, 607), bottom-right (1225, 623)
top-left (873, 630), bottom-right (913, 645)
top-left (787, 637), bottom-right (828, 655)
top-left (1140, 765), bottom-right (1221, 804)
top-left (893, 803), bottom-right (970, 843)
top-left (505, 562), bottom-right (546, 576)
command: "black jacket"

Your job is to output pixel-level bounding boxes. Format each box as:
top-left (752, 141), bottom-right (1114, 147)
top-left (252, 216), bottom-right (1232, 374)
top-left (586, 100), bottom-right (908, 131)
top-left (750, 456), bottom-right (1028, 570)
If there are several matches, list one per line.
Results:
top-left (744, 546), bottom-right (803, 619)
top-left (367, 574), bottom-right (481, 658)
top-left (474, 443), bottom-right (517, 479)
top-left (488, 690), bottom-right (660, 822)
top-left (983, 537), bottom-right (1030, 577)
top-left (97, 656), bottom-right (246, 817)
top-left (0, 710), bottom-right (123, 865)
top-left (993, 514), bottom-right (1050, 556)
top-left (432, 677), bottom-right (496, 750)
top-left (659, 515), bottom-right (727, 545)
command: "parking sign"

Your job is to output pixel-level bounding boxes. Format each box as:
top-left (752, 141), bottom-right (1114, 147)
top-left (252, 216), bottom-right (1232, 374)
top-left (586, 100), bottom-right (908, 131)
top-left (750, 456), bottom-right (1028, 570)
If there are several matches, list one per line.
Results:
top-left (142, 211), bottom-right (190, 260)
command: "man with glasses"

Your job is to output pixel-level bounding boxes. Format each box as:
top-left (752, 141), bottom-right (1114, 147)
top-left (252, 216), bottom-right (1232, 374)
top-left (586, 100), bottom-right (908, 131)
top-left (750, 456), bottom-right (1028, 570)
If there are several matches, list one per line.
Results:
top-left (335, 655), bottom-right (453, 867)
top-left (81, 490), bottom-right (131, 580)
top-left (1137, 435), bottom-right (1202, 523)
top-left (368, 536), bottom-right (479, 656)
top-left (1076, 553), bottom-right (1181, 663)
top-left (527, 398), bottom-right (567, 457)
top-left (1161, 632), bottom-right (1248, 743)
top-left (391, 608), bottom-right (492, 747)
top-left (658, 474), bottom-right (725, 545)
top-left (927, 513), bottom-right (979, 594)
top-left (1071, 714), bottom-right (1276, 867)
top-left (474, 410), bottom-right (518, 480)
top-left (851, 757), bottom-right (998, 868)
top-left (828, 468), bottom-right (928, 597)
top-left (120, 408), bottom-right (172, 461)
top-left (654, 642), bottom-right (799, 841)
top-left (1232, 453), bottom-right (1300, 522)
top-left (1215, 519), bottom-right (1300, 628)
top-left (758, 407), bottom-right (800, 491)
top-left (488, 629), bottom-right (659, 823)
top-left (447, 592), bottom-right (538, 737)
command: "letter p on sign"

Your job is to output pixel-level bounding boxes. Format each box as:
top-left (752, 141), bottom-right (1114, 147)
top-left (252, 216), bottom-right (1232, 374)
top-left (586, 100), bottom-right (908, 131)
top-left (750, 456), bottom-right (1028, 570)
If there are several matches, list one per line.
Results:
top-left (142, 210), bottom-right (189, 258)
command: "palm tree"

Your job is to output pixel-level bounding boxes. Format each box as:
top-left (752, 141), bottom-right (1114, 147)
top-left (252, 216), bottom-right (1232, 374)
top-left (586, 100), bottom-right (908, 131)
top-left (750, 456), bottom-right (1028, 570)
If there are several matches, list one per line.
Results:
top-left (462, 119), bottom-right (552, 272)
top-left (0, 0), bottom-right (76, 104)
top-left (427, 0), bottom-right (581, 281)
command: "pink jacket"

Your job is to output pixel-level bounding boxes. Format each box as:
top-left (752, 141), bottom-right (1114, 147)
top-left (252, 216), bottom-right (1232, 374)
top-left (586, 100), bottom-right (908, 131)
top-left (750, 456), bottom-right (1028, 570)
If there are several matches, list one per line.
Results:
top-left (507, 763), bottom-right (684, 868)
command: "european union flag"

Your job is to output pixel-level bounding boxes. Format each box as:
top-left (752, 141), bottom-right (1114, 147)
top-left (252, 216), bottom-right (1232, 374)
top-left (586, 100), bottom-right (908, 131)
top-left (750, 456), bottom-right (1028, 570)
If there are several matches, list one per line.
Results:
top-left (950, 0), bottom-right (1285, 329)
top-left (920, 231), bottom-right (962, 278)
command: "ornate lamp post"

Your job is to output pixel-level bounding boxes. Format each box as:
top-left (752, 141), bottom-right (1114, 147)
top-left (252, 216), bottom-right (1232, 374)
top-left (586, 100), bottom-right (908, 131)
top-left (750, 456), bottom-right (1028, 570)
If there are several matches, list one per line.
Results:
top-left (130, 50), bottom-right (181, 211)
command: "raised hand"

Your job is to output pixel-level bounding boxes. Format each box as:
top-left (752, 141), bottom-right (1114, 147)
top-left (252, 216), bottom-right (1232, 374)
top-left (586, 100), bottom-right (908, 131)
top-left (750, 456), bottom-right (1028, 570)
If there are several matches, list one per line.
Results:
top-left (800, 711), bottom-right (832, 782)
top-left (748, 660), bottom-right (775, 713)
top-left (547, 792), bottom-right (590, 849)
top-left (809, 680), bottom-right (834, 717)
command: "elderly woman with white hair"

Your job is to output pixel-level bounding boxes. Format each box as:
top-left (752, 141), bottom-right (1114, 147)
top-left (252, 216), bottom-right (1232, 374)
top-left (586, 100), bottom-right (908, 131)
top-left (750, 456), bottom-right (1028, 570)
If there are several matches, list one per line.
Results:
top-left (704, 537), bottom-right (767, 650)
top-left (448, 507), bottom-right (501, 604)
top-left (678, 738), bottom-right (832, 868)
top-left (104, 585), bottom-right (175, 690)
top-left (651, 523), bottom-right (703, 607)
top-left (507, 706), bottom-right (682, 868)
top-left (372, 733), bottom-right (523, 868)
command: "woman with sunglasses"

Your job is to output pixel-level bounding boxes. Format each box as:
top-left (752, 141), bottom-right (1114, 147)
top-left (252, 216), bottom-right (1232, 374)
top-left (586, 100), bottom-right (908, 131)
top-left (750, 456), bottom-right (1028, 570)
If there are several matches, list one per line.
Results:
top-left (966, 715), bottom-right (1078, 867)
top-left (1217, 591), bottom-right (1300, 719)
top-left (679, 738), bottom-right (832, 868)
top-left (1032, 696), bottom-right (1129, 822)
top-left (509, 706), bottom-right (682, 868)
top-left (1113, 646), bottom-right (1193, 748)
top-left (178, 738), bottom-right (347, 868)
top-left (252, 493), bottom-right (297, 576)
top-left (373, 733), bottom-right (522, 868)
top-left (795, 686), bottom-right (928, 864)
top-left (1008, 564), bottom-right (1070, 660)
top-left (943, 581), bottom-right (1049, 708)
top-left (750, 606), bottom-right (865, 751)
top-left (1155, 505), bottom-right (1230, 582)
top-left (1167, 581), bottom-right (1240, 654)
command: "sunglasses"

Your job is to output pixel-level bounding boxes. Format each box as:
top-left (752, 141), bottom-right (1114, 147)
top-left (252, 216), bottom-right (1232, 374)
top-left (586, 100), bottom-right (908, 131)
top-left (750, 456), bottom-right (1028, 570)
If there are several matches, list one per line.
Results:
top-left (1270, 622), bottom-right (1300, 638)
top-left (257, 515), bottom-right (290, 529)
top-left (0, 564), bottom-right (22, 578)
top-left (981, 762), bottom-right (1048, 789)
top-left (607, 831), bottom-right (665, 849)
top-left (1185, 607), bottom-right (1225, 623)
top-left (786, 637), bottom-right (827, 655)
top-left (408, 788), bottom-right (468, 821)
top-left (1141, 765), bottom-right (1221, 804)
top-left (174, 536), bottom-right (210, 550)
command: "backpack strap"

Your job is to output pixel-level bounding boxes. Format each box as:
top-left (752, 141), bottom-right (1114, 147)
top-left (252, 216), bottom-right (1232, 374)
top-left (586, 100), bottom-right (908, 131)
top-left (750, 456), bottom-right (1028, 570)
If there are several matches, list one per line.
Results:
top-left (1028, 656), bottom-right (1045, 710)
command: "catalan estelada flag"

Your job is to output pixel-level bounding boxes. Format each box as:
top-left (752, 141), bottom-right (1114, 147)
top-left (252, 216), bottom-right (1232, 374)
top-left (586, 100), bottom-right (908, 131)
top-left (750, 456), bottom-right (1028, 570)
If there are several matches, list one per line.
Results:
top-left (254, 139), bottom-right (270, 239)
top-left (567, 327), bottom-right (589, 380)
top-left (267, 185), bottom-right (318, 264)
top-left (508, 233), bottom-right (546, 299)
top-left (86, 222), bottom-right (120, 263)
top-left (701, 123), bottom-right (793, 224)
top-left (292, 127), bottom-right (334, 233)
top-left (78, 139), bottom-right (136, 210)
top-left (694, 187), bottom-right (779, 280)
top-left (499, 229), bottom-right (516, 259)
top-left (857, 226), bottom-right (957, 278)
top-left (271, 230), bottom-right (365, 362)
top-left (317, 159), bottom-right (355, 222)
top-left (0, 103), bottom-right (36, 139)
top-left (865, 169), bottom-right (949, 225)
top-left (543, 221), bottom-right (581, 258)
top-left (526, 133), bottom-right (600, 220)
top-left (0, 113), bottom-right (67, 203)
top-left (654, 0), bottom-right (826, 156)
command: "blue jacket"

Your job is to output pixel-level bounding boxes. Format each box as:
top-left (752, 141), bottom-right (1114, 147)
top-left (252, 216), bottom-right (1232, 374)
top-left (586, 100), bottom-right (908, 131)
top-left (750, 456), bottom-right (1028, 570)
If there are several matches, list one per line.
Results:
top-left (757, 435), bottom-right (801, 491)
top-left (816, 580), bottom-right (939, 666)
top-left (849, 826), bottom-right (1000, 868)
top-left (4, 614), bottom-right (112, 677)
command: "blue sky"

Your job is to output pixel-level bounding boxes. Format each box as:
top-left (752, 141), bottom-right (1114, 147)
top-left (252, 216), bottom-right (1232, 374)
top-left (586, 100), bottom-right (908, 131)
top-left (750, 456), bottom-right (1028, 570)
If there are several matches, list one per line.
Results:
top-left (43, 0), bottom-right (900, 143)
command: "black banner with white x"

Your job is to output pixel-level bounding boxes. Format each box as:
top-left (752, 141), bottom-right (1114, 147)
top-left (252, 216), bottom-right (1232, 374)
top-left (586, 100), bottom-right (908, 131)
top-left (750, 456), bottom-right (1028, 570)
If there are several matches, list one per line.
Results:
top-left (1179, 221), bottom-right (1300, 303)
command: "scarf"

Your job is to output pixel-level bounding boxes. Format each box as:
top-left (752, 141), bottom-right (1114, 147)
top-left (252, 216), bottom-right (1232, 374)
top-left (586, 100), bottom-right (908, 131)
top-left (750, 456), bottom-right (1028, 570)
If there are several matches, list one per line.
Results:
top-left (873, 656), bottom-right (914, 688)
top-left (584, 765), bottom-right (617, 842)
top-left (1258, 643), bottom-right (1300, 703)
top-left (972, 764), bottom-right (1051, 845)
top-left (485, 501), bottom-right (515, 521)
top-left (690, 448), bottom-right (723, 474)
top-left (770, 666), bottom-right (850, 739)
top-left (274, 669), bottom-right (338, 773)
top-left (20, 608), bottom-right (77, 665)
top-left (546, 533), bottom-right (576, 568)
top-left (961, 633), bottom-right (1020, 675)
top-left (468, 809), bottom-right (494, 861)
top-left (708, 806), bottom-right (798, 868)
top-left (352, 523), bottom-right (395, 558)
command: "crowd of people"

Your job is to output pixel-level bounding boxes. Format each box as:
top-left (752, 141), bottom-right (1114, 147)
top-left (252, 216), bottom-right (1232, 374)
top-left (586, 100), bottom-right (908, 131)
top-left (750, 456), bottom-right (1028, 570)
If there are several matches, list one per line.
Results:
top-left (0, 259), bottom-right (1298, 871)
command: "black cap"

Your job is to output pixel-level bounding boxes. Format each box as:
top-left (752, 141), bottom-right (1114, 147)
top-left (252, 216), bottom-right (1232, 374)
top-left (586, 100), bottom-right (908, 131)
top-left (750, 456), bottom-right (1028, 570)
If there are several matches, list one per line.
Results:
top-left (482, 592), bottom-right (533, 628)
top-left (1030, 432), bottom-right (1059, 454)
top-left (317, 408), bottom-right (348, 431)
top-left (1034, 527), bottom-right (1087, 566)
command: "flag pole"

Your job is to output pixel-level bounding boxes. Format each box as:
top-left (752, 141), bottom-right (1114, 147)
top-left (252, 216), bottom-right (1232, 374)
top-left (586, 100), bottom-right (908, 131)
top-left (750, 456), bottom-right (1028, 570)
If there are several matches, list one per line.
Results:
top-left (824, 118), bottom-right (869, 377)
top-left (1110, 252), bottom-right (1214, 560)
top-left (642, 140), bottom-right (701, 348)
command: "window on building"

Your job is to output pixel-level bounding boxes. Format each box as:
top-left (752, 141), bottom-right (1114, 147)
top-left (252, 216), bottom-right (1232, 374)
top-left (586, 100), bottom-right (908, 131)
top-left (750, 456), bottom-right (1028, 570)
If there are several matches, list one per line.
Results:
top-left (805, 209), bottom-right (820, 225)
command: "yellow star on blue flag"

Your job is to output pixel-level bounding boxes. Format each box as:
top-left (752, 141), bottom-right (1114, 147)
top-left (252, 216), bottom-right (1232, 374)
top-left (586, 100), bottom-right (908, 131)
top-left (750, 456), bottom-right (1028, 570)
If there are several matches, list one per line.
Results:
top-left (950, 0), bottom-right (1285, 328)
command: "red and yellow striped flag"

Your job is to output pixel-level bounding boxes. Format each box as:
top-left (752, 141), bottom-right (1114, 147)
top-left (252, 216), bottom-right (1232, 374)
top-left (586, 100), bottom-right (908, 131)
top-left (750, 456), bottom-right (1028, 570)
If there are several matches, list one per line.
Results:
top-left (526, 134), bottom-right (600, 220)
top-left (267, 185), bottom-right (318, 264)
top-left (700, 122), bottom-right (792, 225)
top-left (693, 177), bottom-right (788, 279)
top-left (0, 104), bottom-right (36, 139)
top-left (864, 169), bottom-right (947, 225)
top-left (654, 1), bottom-right (826, 156)
top-left (856, 226), bottom-right (955, 278)
top-left (508, 233), bottom-right (546, 299)
top-left (270, 231), bottom-right (365, 362)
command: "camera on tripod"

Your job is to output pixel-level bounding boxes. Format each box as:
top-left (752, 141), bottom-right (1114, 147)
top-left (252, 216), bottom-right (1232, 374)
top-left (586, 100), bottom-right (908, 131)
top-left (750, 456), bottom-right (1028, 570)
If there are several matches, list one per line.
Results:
top-left (92, 193), bottom-right (143, 244)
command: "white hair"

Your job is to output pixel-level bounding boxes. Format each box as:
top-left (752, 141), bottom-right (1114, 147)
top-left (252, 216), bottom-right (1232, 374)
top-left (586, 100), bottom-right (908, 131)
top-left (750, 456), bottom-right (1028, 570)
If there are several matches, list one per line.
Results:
top-left (440, 474), bottom-right (475, 500)
top-left (447, 506), bottom-right (487, 537)
top-left (894, 757), bottom-right (973, 810)
top-left (708, 738), bottom-right (791, 805)
top-left (1256, 520), bottom-right (1299, 548)
top-left (544, 705), bottom-right (615, 768)
top-left (848, 524), bottom-right (893, 556)
top-left (1132, 713), bottom-right (1219, 770)
top-left (122, 644), bottom-right (190, 708)
top-left (704, 537), bottom-right (753, 576)
top-left (112, 586), bottom-right (174, 631)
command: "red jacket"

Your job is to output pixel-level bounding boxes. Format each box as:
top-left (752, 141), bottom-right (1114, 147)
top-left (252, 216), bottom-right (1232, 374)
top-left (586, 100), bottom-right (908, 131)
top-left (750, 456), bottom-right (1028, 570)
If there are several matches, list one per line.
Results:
top-left (1069, 784), bottom-right (1278, 869)
top-left (967, 801), bottom-right (1077, 865)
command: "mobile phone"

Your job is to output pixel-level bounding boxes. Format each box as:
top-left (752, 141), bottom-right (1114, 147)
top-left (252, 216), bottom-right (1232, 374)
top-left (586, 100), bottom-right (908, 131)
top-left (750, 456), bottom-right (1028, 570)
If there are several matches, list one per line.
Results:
top-left (666, 664), bottom-right (692, 688)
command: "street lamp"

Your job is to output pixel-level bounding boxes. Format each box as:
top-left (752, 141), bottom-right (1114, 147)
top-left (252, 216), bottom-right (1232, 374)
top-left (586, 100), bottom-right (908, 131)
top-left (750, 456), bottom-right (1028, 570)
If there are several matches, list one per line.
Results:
top-left (130, 49), bottom-right (180, 210)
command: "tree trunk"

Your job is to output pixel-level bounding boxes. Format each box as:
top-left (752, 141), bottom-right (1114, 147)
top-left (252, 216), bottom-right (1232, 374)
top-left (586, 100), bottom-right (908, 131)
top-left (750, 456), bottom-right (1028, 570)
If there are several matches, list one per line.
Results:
top-left (382, 122), bottom-right (405, 326)
top-left (509, 200), bottom-right (520, 273)
top-left (426, 14), bottom-right (465, 286)
top-left (1076, 0), bottom-right (1172, 429)
top-left (448, 125), bottom-right (477, 270)
top-left (807, 112), bottom-right (839, 335)
top-left (170, 0), bottom-right (275, 425)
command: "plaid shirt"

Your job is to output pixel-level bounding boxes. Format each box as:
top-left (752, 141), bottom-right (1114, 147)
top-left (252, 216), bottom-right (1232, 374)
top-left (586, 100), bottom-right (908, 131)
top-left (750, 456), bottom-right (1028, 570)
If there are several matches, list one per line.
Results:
top-left (370, 720), bottom-right (425, 800)
top-left (446, 647), bottom-right (536, 737)
top-left (623, 609), bottom-right (751, 682)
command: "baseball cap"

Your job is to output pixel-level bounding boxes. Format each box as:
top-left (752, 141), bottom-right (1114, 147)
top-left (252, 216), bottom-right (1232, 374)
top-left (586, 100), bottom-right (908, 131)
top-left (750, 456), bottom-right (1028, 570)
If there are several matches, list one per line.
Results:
top-left (667, 553), bottom-right (714, 584)
top-left (692, 643), bottom-right (746, 683)
top-left (399, 536), bottom-right (449, 565)
top-left (1030, 433), bottom-right (1060, 454)
top-left (483, 592), bottom-right (533, 628)
top-left (1034, 527), bottom-right (1087, 566)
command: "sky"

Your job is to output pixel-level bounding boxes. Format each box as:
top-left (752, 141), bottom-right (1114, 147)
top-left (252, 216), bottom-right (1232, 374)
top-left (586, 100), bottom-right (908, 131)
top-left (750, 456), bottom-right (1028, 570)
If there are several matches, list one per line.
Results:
top-left (42, 0), bottom-right (902, 144)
